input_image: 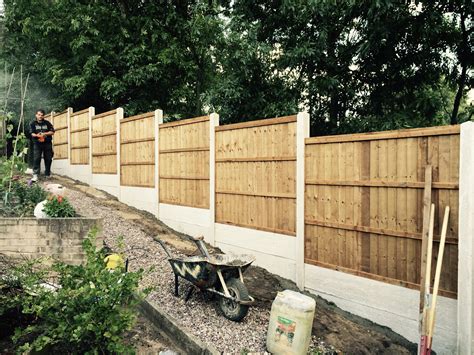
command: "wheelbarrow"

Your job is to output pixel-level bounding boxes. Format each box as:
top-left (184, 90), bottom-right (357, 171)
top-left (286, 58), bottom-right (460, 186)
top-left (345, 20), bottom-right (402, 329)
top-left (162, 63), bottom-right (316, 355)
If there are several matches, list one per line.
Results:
top-left (157, 235), bottom-right (255, 321)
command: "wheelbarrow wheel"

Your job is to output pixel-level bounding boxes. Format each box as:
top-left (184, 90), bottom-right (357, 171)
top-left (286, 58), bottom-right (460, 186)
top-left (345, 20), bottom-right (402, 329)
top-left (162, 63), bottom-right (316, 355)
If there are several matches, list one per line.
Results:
top-left (217, 278), bottom-right (249, 321)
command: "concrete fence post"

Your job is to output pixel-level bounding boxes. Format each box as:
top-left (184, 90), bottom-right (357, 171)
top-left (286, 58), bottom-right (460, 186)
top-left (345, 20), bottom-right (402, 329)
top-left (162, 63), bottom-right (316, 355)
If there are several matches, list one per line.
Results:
top-left (209, 113), bottom-right (219, 247)
top-left (296, 112), bottom-right (310, 290)
top-left (155, 109), bottom-right (163, 219)
top-left (66, 107), bottom-right (73, 176)
top-left (116, 108), bottom-right (124, 200)
top-left (458, 121), bottom-right (474, 354)
top-left (88, 106), bottom-right (95, 185)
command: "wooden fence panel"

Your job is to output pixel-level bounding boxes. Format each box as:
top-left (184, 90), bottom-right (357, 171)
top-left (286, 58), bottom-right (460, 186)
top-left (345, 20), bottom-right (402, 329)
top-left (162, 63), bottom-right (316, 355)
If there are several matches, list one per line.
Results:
top-left (70, 108), bottom-right (90, 165)
top-left (159, 116), bottom-right (210, 208)
top-left (215, 116), bottom-right (297, 235)
top-left (91, 110), bottom-right (117, 174)
top-left (120, 112), bottom-right (155, 187)
top-left (304, 125), bottom-right (460, 297)
top-left (51, 110), bottom-right (68, 159)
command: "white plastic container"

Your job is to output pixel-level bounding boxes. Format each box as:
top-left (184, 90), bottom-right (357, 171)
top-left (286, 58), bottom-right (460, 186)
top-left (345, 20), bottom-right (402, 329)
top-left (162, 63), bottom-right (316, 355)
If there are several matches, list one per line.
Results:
top-left (266, 290), bottom-right (316, 355)
top-left (34, 200), bottom-right (48, 218)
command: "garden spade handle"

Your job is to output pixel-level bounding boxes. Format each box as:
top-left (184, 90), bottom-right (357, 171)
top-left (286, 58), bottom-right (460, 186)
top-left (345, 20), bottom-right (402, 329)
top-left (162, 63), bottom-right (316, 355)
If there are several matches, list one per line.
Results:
top-left (427, 206), bottom-right (450, 348)
top-left (190, 235), bottom-right (210, 259)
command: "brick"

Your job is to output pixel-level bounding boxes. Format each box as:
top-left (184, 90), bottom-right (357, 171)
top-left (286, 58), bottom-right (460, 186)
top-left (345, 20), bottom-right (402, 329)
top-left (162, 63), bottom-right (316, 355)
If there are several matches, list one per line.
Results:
top-left (0, 217), bottom-right (101, 264)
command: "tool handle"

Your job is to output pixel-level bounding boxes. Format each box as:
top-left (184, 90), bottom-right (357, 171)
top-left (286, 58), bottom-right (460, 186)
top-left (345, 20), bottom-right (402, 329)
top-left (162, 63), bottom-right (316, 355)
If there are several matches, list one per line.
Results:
top-left (427, 206), bottom-right (450, 346)
top-left (190, 235), bottom-right (210, 258)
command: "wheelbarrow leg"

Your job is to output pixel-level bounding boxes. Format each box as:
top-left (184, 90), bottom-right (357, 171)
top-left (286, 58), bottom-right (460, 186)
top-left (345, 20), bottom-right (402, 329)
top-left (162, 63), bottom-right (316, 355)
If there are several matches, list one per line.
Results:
top-left (217, 269), bottom-right (231, 297)
top-left (185, 286), bottom-right (195, 302)
top-left (174, 274), bottom-right (179, 297)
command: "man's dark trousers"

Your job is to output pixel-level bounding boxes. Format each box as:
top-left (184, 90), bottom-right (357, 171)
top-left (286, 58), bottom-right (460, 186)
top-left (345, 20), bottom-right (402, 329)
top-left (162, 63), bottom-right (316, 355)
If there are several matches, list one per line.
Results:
top-left (33, 142), bottom-right (53, 176)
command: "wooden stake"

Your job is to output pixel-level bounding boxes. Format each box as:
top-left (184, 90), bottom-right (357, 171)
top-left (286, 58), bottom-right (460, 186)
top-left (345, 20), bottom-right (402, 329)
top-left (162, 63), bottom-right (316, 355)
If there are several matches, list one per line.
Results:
top-left (419, 166), bottom-right (433, 323)
top-left (425, 203), bottom-right (435, 300)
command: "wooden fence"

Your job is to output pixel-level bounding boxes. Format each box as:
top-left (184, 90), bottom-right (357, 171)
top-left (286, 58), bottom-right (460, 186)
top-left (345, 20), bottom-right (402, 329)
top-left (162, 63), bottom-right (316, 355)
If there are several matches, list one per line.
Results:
top-left (91, 109), bottom-right (118, 174)
top-left (215, 116), bottom-right (297, 235)
top-left (51, 109), bottom-right (69, 159)
top-left (304, 125), bottom-right (460, 297)
top-left (48, 105), bottom-right (464, 298)
top-left (159, 115), bottom-right (210, 208)
top-left (120, 111), bottom-right (155, 187)
top-left (69, 108), bottom-right (90, 165)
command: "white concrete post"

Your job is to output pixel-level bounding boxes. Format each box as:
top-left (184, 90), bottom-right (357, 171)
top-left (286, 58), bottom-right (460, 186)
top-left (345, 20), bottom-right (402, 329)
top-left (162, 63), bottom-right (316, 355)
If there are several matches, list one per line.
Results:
top-left (154, 109), bottom-right (163, 219)
top-left (116, 108), bottom-right (124, 199)
top-left (458, 121), bottom-right (474, 355)
top-left (66, 107), bottom-right (73, 176)
top-left (209, 113), bottom-right (219, 247)
top-left (87, 107), bottom-right (95, 185)
top-left (296, 112), bottom-right (310, 290)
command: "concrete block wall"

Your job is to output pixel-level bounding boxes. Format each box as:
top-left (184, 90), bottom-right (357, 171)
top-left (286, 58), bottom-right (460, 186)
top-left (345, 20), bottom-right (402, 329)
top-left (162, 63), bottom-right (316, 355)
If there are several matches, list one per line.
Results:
top-left (0, 217), bottom-right (103, 265)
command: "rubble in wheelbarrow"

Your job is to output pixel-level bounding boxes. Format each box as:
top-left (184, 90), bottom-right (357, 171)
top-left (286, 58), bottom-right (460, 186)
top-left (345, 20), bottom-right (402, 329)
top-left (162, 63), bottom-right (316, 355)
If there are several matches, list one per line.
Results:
top-left (66, 188), bottom-right (337, 354)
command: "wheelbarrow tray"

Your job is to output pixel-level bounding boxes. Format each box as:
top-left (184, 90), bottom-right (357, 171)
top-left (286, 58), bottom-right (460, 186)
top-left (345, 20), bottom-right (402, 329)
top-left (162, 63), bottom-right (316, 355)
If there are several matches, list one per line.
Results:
top-left (167, 254), bottom-right (255, 289)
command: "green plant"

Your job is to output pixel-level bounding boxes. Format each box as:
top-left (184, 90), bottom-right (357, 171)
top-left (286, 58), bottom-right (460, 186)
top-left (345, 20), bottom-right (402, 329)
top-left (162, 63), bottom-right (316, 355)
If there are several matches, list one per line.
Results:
top-left (0, 229), bottom-right (149, 354)
top-left (0, 111), bottom-right (29, 204)
top-left (0, 179), bottom-right (48, 217)
top-left (14, 180), bottom-right (48, 206)
top-left (42, 195), bottom-right (76, 217)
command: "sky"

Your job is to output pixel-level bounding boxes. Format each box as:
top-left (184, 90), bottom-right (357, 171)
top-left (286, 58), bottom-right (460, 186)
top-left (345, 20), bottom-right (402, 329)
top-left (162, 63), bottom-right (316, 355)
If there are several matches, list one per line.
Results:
top-left (0, 0), bottom-right (3, 16)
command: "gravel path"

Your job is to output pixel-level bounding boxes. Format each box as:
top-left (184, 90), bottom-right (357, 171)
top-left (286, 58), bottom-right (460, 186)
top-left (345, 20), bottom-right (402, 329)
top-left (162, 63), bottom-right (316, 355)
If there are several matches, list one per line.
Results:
top-left (64, 187), bottom-right (329, 354)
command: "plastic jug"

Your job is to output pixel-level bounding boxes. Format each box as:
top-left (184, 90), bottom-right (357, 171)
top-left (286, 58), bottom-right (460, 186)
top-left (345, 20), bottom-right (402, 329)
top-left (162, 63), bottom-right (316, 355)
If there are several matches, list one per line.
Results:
top-left (266, 290), bottom-right (316, 355)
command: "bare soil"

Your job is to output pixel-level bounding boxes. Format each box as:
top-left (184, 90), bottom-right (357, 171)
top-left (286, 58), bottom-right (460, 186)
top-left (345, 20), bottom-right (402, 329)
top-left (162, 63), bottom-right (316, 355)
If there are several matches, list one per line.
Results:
top-left (51, 176), bottom-right (417, 354)
top-left (124, 314), bottom-right (178, 354)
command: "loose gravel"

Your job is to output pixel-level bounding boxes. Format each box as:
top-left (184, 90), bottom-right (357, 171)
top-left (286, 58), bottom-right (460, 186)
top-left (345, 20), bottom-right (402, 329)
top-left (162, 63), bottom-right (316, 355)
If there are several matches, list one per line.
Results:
top-left (64, 187), bottom-right (333, 354)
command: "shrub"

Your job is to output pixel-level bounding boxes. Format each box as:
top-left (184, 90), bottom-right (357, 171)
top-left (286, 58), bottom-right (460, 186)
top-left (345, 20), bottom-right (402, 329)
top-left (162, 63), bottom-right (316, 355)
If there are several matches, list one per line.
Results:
top-left (0, 180), bottom-right (48, 217)
top-left (0, 229), bottom-right (149, 354)
top-left (42, 195), bottom-right (76, 217)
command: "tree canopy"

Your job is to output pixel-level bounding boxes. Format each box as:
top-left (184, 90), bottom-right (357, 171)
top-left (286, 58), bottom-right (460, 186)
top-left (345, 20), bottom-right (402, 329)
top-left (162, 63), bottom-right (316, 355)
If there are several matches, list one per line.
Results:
top-left (1, 0), bottom-right (472, 134)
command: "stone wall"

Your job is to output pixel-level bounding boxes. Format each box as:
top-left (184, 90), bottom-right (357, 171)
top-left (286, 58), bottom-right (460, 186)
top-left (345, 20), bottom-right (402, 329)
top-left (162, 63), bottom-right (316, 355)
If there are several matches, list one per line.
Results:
top-left (0, 217), bottom-right (102, 264)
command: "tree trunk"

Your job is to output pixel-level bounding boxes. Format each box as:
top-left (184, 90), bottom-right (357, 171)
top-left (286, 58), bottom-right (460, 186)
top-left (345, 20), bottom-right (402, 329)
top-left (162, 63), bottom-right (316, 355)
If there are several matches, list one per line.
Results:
top-left (451, 5), bottom-right (470, 125)
top-left (451, 63), bottom-right (467, 125)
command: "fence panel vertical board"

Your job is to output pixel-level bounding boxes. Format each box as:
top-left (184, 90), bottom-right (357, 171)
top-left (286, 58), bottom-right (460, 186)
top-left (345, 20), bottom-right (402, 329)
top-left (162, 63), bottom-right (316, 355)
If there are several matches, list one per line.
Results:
top-left (91, 109), bottom-right (117, 174)
top-left (51, 110), bottom-right (69, 159)
top-left (120, 112), bottom-right (155, 187)
top-left (159, 115), bottom-right (210, 208)
top-left (304, 125), bottom-right (460, 297)
top-left (215, 116), bottom-right (297, 235)
top-left (69, 108), bottom-right (90, 165)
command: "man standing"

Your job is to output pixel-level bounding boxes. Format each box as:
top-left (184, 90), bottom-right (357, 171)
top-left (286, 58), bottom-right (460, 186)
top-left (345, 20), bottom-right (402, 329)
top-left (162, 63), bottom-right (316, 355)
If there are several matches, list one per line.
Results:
top-left (30, 109), bottom-right (54, 182)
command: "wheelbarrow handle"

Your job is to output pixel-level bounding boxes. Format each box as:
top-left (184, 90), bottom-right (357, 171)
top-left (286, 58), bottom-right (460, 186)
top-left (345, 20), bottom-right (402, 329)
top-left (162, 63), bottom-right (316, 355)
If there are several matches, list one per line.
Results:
top-left (156, 238), bottom-right (173, 258)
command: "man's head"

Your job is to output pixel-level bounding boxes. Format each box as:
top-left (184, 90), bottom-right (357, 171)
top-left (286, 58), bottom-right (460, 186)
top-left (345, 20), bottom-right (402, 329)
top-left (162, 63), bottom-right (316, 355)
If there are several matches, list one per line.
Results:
top-left (35, 109), bottom-right (45, 121)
